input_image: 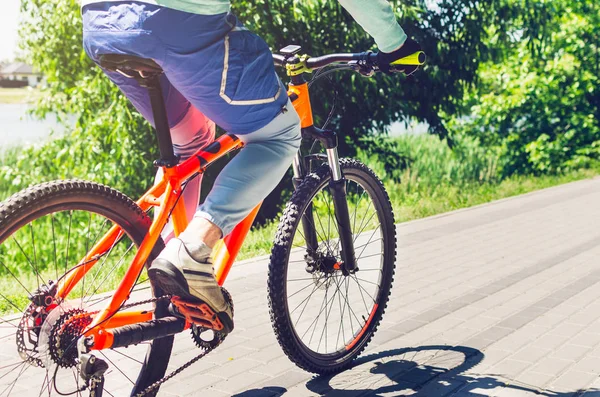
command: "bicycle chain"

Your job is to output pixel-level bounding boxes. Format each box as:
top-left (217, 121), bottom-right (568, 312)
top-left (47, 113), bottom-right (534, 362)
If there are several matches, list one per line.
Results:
top-left (134, 289), bottom-right (232, 397)
top-left (72, 294), bottom-right (228, 397)
top-left (134, 340), bottom-right (223, 397)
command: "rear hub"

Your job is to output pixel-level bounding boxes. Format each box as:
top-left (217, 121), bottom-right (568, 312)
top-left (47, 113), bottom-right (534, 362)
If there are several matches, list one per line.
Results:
top-left (48, 309), bottom-right (94, 368)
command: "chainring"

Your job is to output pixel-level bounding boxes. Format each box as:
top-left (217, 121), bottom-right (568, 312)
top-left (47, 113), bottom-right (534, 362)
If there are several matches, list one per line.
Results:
top-left (191, 287), bottom-right (233, 350)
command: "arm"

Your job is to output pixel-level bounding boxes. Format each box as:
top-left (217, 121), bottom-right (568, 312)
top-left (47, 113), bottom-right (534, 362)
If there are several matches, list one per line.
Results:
top-left (337, 0), bottom-right (407, 52)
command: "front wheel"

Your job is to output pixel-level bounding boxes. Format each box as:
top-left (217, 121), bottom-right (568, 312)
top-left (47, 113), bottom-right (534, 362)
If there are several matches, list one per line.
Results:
top-left (268, 159), bottom-right (397, 374)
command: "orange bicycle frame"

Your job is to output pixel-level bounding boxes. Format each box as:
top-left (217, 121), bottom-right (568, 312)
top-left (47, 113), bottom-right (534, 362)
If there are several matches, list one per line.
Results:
top-left (55, 133), bottom-right (261, 349)
top-left (54, 76), bottom-right (315, 351)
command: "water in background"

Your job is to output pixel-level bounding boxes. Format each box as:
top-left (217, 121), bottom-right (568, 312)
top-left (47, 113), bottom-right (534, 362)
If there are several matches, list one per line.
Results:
top-left (0, 104), bottom-right (71, 151)
top-left (0, 103), bottom-right (426, 153)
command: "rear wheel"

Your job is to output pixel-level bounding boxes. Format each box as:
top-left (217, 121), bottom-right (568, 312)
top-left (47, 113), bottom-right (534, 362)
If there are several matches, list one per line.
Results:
top-left (0, 180), bottom-right (172, 397)
top-left (268, 159), bottom-right (396, 374)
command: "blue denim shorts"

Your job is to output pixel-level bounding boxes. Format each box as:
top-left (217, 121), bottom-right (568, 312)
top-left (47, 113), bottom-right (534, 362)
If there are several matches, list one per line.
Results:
top-left (82, 2), bottom-right (288, 134)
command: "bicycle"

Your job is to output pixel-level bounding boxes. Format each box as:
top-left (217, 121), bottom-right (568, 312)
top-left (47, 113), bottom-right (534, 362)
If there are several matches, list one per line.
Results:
top-left (0, 44), bottom-right (425, 396)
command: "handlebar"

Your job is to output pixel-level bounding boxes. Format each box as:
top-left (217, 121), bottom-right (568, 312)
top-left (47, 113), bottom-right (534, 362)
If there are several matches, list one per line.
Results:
top-left (273, 52), bottom-right (376, 70)
top-left (273, 49), bottom-right (425, 77)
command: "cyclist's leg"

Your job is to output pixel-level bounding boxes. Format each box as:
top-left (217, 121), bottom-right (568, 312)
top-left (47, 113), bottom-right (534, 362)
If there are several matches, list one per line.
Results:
top-left (191, 104), bottom-right (300, 238)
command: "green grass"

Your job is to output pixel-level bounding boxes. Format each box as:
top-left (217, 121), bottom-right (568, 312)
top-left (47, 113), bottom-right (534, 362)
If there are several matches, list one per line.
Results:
top-left (236, 134), bottom-right (600, 260)
top-left (0, 87), bottom-right (40, 104)
top-left (2, 133), bottom-right (600, 315)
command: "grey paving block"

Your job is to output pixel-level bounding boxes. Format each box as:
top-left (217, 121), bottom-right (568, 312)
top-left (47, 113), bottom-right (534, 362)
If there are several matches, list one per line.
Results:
top-left (550, 344), bottom-right (591, 362)
top-left (212, 371), bottom-right (271, 394)
top-left (550, 370), bottom-right (598, 392)
top-left (254, 370), bottom-right (312, 390)
top-left (205, 358), bottom-right (263, 378)
top-left (509, 346), bottom-right (551, 364)
top-left (529, 357), bottom-right (572, 377)
top-left (532, 334), bottom-right (570, 350)
top-left (489, 358), bottom-right (531, 378)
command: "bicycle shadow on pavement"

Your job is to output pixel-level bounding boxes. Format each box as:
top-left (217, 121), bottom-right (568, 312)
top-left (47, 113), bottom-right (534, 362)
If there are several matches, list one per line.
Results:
top-left (303, 344), bottom-right (600, 396)
top-left (235, 345), bottom-right (600, 396)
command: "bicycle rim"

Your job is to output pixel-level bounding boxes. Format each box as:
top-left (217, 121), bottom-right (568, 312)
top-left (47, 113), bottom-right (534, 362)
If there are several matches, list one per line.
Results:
top-left (270, 159), bottom-right (396, 372)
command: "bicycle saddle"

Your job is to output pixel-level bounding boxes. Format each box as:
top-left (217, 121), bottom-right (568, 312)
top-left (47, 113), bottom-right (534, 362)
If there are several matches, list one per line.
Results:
top-left (97, 54), bottom-right (163, 78)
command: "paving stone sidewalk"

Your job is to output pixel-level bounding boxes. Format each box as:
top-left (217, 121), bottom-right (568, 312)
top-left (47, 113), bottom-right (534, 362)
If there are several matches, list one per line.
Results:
top-left (159, 177), bottom-right (600, 397)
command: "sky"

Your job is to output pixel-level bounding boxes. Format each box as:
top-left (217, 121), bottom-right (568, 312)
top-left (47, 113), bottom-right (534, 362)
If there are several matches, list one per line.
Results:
top-left (0, 0), bottom-right (21, 62)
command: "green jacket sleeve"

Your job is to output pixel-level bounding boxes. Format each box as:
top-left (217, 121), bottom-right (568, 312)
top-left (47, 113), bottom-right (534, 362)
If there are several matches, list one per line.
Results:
top-left (337, 0), bottom-right (407, 53)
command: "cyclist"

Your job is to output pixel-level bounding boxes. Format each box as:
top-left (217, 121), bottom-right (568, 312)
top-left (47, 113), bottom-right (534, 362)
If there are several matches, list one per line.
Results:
top-left (81, 0), bottom-right (421, 333)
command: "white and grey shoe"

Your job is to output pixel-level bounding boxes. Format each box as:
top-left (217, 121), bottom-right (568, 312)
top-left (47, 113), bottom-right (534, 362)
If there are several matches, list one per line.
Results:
top-left (148, 238), bottom-right (234, 333)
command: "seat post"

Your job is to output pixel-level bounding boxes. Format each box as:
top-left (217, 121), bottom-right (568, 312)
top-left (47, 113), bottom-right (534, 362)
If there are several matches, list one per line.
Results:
top-left (140, 75), bottom-right (179, 168)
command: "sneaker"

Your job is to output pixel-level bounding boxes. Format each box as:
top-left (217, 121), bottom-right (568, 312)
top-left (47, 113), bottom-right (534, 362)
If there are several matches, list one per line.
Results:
top-left (148, 238), bottom-right (234, 333)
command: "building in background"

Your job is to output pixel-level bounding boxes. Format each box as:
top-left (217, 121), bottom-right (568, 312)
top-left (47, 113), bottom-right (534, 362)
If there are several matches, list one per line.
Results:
top-left (0, 62), bottom-right (42, 87)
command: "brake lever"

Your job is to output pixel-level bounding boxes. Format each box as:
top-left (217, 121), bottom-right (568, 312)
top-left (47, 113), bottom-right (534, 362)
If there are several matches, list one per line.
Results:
top-left (349, 60), bottom-right (376, 77)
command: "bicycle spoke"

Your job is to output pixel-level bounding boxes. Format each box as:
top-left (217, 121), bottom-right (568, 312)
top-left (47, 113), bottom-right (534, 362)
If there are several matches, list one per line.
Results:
top-left (64, 210), bottom-right (73, 279)
top-left (2, 359), bottom-right (29, 396)
top-left (334, 275), bottom-right (362, 333)
top-left (87, 294), bottom-right (114, 308)
top-left (0, 316), bottom-right (18, 329)
top-left (0, 292), bottom-right (25, 313)
top-left (51, 213), bottom-right (58, 281)
top-left (29, 224), bottom-right (39, 284)
top-left (354, 277), bottom-right (380, 287)
top-left (0, 361), bottom-right (24, 374)
top-left (353, 210), bottom-right (378, 245)
top-left (84, 241), bottom-right (134, 303)
top-left (352, 195), bottom-right (373, 245)
top-left (100, 351), bottom-right (134, 385)
top-left (335, 281), bottom-right (346, 349)
top-left (288, 281), bottom-right (317, 300)
top-left (318, 279), bottom-right (339, 353)
top-left (305, 283), bottom-right (331, 344)
top-left (11, 236), bottom-right (42, 288)
top-left (314, 199), bottom-right (334, 254)
top-left (291, 282), bottom-right (321, 322)
top-left (324, 190), bottom-right (332, 246)
top-left (81, 212), bottom-right (93, 308)
top-left (110, 348), bottom-right (144, 365)
top-left (351, 274), bottom-right (376, 304)
top-left (356, 226), bottom-right (382, 261)
top-left (354, 237), bottom-right (383, 253)
top-left (38, 370), bottom-right (51, 397)
top-left (82, 238), bottom-right (121, 299)
top-left (0, 258), bottom-right (32, 297)
top-left (298, 208), bottom-right (330, 252)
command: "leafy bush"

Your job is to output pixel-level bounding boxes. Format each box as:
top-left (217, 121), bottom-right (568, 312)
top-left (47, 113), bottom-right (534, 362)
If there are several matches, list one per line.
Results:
top-left (453, 1), bottom-right (600, 176)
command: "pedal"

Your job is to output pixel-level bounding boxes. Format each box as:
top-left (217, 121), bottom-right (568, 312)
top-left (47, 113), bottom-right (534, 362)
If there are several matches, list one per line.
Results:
top-left (169, 297), bottom-right (225, 332)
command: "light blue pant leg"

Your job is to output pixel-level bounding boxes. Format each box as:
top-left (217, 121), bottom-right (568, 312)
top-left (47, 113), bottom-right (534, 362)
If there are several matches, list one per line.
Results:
top-left (195, 100), bottom-right (302, 236)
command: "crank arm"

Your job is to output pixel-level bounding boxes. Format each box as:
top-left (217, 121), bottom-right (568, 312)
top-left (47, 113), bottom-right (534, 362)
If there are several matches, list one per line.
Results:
top-left (88, 316), bottom-right (188, 350)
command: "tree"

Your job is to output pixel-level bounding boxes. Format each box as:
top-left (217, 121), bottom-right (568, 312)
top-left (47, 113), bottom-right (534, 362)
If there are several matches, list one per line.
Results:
top-left (6, 0), bottom-right (517, 222)
top-left (452, 0), bottom-right (600, 176)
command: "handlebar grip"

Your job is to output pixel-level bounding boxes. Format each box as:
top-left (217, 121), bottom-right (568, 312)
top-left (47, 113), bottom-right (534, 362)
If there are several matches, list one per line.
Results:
top-left (390, 51), bottom-right (427, 66)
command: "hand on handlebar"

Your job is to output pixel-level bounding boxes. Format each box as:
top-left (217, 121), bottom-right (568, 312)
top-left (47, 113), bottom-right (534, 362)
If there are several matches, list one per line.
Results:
top-left (376, 38), bottom-right (424, 75)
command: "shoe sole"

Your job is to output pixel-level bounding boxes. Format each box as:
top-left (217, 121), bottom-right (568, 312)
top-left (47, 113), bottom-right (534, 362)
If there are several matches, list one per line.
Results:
top-left (148, 260), bottom-right (234, 334)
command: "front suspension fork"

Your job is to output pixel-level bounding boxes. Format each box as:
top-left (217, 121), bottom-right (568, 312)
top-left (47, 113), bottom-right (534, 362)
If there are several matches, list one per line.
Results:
top-left (326, 148), bottom-right (358, 273)
top-left (293, 130), bottom-right (358, 273)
